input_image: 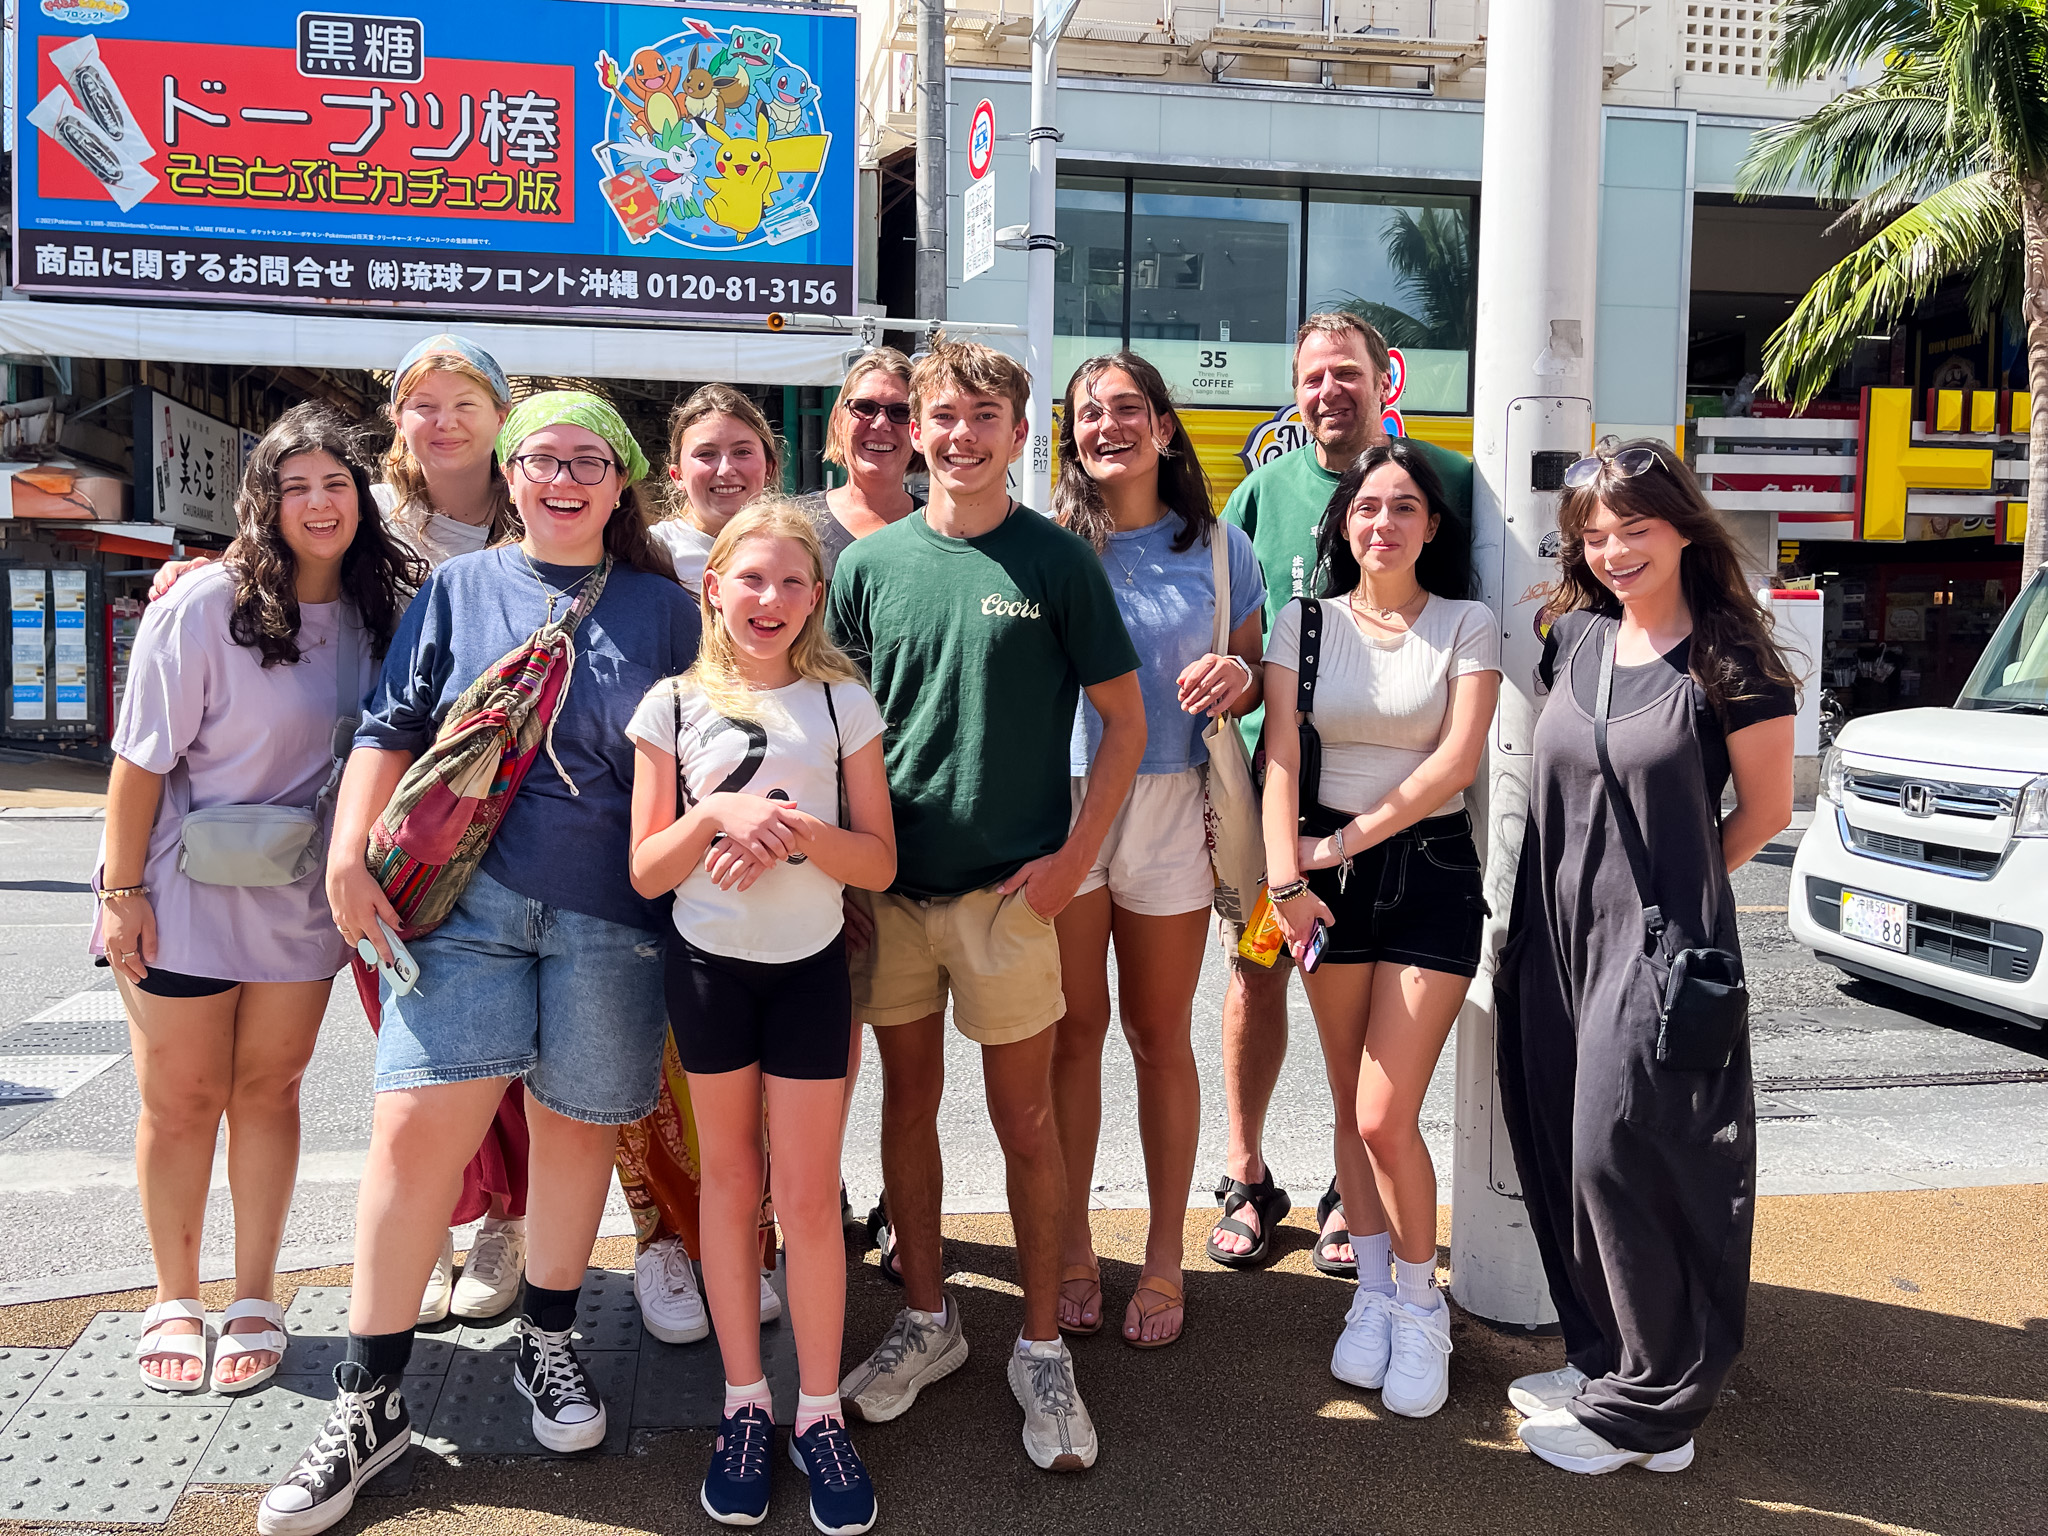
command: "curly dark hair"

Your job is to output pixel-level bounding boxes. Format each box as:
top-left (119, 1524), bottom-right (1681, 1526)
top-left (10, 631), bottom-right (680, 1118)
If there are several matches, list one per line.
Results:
top-left (226, 403), bottom-right (426, 667)
top-left (1053, 351), bottom-right (1214, 554)
top-left (1314, 438), bottom-right (1476, 602)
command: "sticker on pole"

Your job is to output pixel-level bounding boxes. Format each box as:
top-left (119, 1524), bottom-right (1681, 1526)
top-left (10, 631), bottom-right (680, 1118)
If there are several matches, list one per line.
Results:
top-left (964, 176), bottom-right (995, 281)
top-left (968, 98), bottom-right (995, 181)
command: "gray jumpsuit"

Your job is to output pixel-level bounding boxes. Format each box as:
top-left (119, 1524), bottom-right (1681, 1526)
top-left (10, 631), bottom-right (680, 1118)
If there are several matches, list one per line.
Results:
top-left (1498, 609), bottom-right (1786, 1454)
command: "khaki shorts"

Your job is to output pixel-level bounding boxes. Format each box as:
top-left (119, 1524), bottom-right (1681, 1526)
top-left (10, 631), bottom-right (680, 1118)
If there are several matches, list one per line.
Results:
top-left (849, 885), bottom-right (1065, 1046)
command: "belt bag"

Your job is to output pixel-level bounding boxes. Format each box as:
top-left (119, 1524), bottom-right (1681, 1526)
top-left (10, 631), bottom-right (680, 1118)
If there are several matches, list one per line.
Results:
top-left (178, 618), bottom-right (362, 888)
top-left (1592, 622), bottom-right (1749, 1071)
top-left (1293, 597), bottom-right (1353, 840)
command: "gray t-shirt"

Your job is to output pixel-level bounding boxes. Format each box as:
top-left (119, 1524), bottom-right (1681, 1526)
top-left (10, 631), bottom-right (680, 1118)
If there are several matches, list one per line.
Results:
top-left (792, 489), bottom-right (925, 580)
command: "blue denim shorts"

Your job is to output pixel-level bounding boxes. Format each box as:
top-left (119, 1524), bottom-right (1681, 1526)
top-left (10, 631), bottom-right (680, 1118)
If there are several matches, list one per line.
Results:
top-left (373, 868), bottom-right (669, 1124)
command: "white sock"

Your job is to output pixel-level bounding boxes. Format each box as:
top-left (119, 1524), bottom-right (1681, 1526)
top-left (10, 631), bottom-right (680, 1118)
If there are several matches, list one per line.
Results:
top-left (1353, 1229), bottom-right (1395, 1295)
top-left (723, 1377), bottom-right (771, 1417)
top-left (1394, 1253), bottom-right (1438, 1310)
top-left (794, 1388), bottom-right (841, 1436)
top-left (921, 1300), bottom-right (947, 1328)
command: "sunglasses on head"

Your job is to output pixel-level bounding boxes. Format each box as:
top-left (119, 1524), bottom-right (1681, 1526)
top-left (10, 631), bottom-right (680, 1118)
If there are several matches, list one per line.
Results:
top-left (1562, 440), bottom-right (1667, 490)
top-left (844, 398), bottom-right (913, 426)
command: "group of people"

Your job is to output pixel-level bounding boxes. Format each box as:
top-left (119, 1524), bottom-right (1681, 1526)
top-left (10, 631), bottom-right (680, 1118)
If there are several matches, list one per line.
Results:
top-left (90, 309), bottom-right (1794, 1536)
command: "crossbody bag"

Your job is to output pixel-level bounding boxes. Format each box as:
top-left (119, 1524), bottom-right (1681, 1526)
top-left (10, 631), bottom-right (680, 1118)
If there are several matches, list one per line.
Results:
top-left (1592, 621), bottom-right (1750, 1072)
top-left (1293, 597), bottom-right (1353, 839)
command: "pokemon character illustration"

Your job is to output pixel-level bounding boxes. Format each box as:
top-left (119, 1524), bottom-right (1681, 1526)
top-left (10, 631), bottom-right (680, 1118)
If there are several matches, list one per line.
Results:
top-left (763, 70), bottom-right (818, 136)
top-left (696, 110), bottom-right (827, 237)
top-left (680, 47), bottom-right (719, 121)
top-left (598, 47), bottom-right (688, 147)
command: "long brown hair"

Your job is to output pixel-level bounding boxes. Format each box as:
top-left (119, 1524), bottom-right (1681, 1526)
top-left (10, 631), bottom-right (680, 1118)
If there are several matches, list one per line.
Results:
top-left (1053, 351), bottom-right (1214, 554)
top-left (382, 351), bottom-right (517, 545)
top-left (227, 403), bottom-right (426, 666)
top-left (663, 383), bottom-right (783, 521)
top-left (1551, 438), bottom-right (1799, 715)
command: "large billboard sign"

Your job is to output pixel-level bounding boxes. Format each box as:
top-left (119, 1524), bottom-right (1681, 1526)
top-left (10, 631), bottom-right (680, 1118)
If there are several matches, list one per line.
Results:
top-left (12, 0), bottom-right (857, 321)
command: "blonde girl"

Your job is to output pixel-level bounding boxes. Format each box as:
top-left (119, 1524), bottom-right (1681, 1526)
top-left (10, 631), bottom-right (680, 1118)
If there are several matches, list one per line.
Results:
top-left (628, 501), bottom-right (894, 1531)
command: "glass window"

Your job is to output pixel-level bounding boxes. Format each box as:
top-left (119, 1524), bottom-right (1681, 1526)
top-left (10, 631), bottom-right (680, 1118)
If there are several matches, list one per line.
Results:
top-left (1054, 177), bottom-right (1127, 393)
top-left (1126, 181), bottom-right (1301, 409)
top-left (1306, 191), bottom-right (1475, 413)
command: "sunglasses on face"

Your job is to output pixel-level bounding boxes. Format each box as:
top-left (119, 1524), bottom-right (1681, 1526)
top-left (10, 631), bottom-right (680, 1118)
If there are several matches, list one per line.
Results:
top-left (844, 398), bottom-right (913, 426)
top-left (1562, 444), bottom-right (1666, 490)
top-left (508, 453), bottom-right (618, 486)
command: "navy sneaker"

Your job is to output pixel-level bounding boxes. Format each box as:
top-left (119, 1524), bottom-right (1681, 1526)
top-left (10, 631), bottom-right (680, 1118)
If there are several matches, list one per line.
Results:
top-left (789, 1416), bottom-right (878, 1534)
top-left (701, 1403), bottom-right (775, 1526)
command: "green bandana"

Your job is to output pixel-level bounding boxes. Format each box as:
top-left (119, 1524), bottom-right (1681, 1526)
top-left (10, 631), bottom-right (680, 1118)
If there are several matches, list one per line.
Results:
top-left (497, 390), bottom-right (650, 484)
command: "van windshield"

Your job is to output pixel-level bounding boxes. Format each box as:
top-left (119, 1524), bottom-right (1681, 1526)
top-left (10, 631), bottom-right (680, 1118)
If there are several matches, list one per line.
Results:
top-left (1956, 571), bottom-right (2048, 712)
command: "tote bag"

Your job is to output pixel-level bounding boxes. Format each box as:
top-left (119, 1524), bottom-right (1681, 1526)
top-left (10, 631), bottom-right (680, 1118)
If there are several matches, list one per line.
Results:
top-left (1200, 530), bottom-right (1266, 923)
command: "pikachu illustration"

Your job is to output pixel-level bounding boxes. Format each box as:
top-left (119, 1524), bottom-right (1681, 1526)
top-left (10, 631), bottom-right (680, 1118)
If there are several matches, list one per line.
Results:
top-left (695, 110), bottom-right (827, 238)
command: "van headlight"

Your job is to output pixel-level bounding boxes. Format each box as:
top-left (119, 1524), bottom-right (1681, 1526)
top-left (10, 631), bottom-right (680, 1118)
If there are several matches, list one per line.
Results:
top-left (1820, 746), bottom-right (1846, 805)
top-left (2017, 775), bottom-right (2048, 838)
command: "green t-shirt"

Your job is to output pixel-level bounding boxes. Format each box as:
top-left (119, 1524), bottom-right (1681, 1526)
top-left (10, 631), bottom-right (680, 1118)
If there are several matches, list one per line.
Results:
top-left (1224, 438), bottom-right (1473, 753)
top-left (827, 506), bottom-right (1141, 900)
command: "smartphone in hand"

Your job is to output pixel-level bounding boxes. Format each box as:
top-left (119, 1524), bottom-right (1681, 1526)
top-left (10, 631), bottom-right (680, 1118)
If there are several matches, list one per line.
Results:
top-left (1299, 920), bottom-right (1329, 974)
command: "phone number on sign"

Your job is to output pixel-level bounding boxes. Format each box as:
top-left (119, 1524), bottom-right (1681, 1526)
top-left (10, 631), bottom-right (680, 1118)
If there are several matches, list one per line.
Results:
top-left (645, 272), bottom-right (838, 306)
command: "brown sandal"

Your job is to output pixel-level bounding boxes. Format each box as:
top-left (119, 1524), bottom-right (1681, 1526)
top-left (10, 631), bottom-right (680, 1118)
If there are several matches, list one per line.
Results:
top-left (1122, 1274), bottom-right (1185, 1350)
top-left (1057, 1263), bottom-right (1104, 1336)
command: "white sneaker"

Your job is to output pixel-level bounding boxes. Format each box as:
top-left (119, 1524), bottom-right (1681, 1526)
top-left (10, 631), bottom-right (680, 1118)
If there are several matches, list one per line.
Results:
top-left (1379, 1293), bottom-right (1454, 1418)
top-left (1517, 1407), bottom-right (1696, 1474)
top-left (1330, 1288), bottom-right (1397, 1390)
top-left (1508, 1363), bottom-right (1590, 1417)
top-left (451, 1217), bottom-right (526, 1320)
top-left (418, 1231), bottom-right (454, 1326)
top-left (758, 1272), bottom-right (783, 1325)
top-left (841, 1300), bottom-right (968, 1423)
top-left (1006, 1337), bottom-right (1097, 1472)
top-left (635, 1235), bottom-right (710, 1345)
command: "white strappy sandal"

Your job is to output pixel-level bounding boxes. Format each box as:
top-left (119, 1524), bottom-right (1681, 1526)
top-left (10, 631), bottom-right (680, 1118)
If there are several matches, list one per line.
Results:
top-left (137, 1298), bottom-right (213, 1393)
top-left (209, 1298), bottom-right (289, 1395)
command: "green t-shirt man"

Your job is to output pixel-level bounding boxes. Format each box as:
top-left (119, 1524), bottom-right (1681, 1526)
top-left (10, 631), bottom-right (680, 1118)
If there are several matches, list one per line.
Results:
top-left (827, 506), bottom-right (1141, 901)
top-left (1225, 437), bottom-right (1473, 753)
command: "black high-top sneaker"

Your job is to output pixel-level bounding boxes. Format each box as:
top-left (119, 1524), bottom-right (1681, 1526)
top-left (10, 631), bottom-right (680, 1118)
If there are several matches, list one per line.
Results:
top-left (257, 1363), bottom-right (410, 1535)
top-left (512, 1315), bottom-right (608, 1452)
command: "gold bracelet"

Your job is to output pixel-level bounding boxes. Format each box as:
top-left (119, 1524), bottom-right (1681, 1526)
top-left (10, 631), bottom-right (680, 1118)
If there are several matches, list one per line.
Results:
top-left (97, 884), bottom-right (148, 904)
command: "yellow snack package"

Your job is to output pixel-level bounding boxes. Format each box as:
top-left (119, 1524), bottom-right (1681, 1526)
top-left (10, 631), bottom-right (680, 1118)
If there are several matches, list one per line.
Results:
top-left (1236, 886), bottom-right (1286, 968)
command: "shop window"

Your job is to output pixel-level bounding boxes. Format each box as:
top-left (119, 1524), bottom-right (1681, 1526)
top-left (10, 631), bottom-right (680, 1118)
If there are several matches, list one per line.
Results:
top-left (1053, 176), bottom-right (1128, 397)
top-left (1306, 190), bottom-right (1474, 413)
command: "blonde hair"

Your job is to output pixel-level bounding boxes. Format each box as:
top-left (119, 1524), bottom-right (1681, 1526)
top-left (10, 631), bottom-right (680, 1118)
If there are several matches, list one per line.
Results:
top-left (382, 352), bottom-right (516, 544)
top-left (683, 499), bottom-right (865, 723)
top-left (825, 347), bottom-right (922, 473)
top-left (664, 383), bottom-right (783, 523)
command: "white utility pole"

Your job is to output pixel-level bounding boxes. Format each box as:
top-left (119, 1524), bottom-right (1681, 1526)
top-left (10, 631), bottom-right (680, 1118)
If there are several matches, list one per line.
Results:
top-left (1449, 0), bottom-right (1604, 1326)
top-left (1022, 0), bottom-right (1079, 510)
top-left (915, 0), bottom-right (948, 323)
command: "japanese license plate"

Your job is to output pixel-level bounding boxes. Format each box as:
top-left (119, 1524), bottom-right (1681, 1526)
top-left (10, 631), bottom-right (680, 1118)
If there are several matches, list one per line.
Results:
top-left (1839, 890), bottom-right (1909, 952)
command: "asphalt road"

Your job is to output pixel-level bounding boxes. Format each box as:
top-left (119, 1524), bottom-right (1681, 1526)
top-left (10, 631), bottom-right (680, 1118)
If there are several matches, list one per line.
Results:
top-left (4, 812), bottom-right (2045, 1302)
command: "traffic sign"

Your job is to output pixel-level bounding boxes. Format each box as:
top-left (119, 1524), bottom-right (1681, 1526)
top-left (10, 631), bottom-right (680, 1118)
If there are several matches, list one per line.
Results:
top-left (968, 99), bottom-right (996, 181)
top-left (964, 176), bottom-right (996, 281)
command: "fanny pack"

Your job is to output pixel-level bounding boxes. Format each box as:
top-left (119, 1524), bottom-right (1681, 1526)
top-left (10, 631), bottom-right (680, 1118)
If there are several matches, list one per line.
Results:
top-left (1293, 597), bottom-right (1353, 840)
top-left (178, 617), bottom-right (361, 888)
top-left (1592, 622), bottom-right (1749, 1072)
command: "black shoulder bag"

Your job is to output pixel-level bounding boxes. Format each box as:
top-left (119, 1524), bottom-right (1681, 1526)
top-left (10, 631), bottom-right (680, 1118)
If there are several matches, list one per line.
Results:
top-left (1593, 622), bottom-right (1749, 1071)
top-left (1294, 598), bottom-right (1352, 839)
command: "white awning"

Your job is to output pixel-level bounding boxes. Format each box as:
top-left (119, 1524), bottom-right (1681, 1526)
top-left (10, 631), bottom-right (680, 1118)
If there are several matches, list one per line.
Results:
top-left (0, 297), bottom-right (853, 386)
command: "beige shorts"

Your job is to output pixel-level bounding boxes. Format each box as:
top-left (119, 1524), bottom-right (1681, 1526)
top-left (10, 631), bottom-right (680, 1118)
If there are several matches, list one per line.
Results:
top-left (1072, 768), bottom-right (1216, 918)
top-left (848, 884), bottom-right (1065, 1046)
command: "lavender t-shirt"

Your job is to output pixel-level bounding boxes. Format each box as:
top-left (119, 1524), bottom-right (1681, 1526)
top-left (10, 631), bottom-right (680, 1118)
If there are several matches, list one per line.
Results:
top-left (92, 563), bottom-right (375, 983)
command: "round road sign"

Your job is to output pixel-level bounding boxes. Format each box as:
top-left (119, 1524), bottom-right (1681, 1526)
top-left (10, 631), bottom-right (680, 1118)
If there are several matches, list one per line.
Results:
top-left (968, 99), bottom-right (996, 181)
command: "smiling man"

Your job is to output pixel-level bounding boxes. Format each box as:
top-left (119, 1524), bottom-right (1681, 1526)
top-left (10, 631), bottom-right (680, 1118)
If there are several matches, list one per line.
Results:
top-left (826, 339), bottom-right (1144, 1473)
top-left (1209, 313), bottom-right (1475, 1279)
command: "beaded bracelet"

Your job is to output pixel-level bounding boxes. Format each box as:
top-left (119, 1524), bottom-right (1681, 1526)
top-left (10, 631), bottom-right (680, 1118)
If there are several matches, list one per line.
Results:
top-left (1269, 877), bottom-right (1311, 903)
top-left (96, 884), bottom-right (148, 904)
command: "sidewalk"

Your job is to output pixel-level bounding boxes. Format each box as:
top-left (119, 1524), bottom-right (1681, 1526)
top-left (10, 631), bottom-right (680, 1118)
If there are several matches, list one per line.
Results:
top-left (3, 1187), bottom-right (2042, 1535)
top-left (0, 752), bottom-right (109, 814)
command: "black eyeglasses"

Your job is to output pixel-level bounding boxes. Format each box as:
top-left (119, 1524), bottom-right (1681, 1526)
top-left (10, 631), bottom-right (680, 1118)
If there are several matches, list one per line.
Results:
top-left (1562, 442), bottom-right (1667, 490)
top-left (509, 453), bottom-right (618, 486)
top-left (844, 398), bottom-right (913, 426)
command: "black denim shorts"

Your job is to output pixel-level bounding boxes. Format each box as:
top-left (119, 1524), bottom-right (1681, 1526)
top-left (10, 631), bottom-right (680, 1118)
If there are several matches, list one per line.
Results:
top-left (1304, 810), bottom-right (1487, 977)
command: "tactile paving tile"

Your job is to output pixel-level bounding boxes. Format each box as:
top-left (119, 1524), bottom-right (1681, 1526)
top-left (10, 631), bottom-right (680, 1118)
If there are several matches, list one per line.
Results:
top-left (194, 1371), bottom-right (444, 1487)
top-left (35, 1314), bottom-right (180, 1406)
top-left (19, 988), bottom-right (127, 1024)
top-left (631, 1281), bottom-right (799, 1429)
top-left (0, 1102), bottom-right (51, 1141)
top-left (0, 1349), bottom-right (63, 1434)
top-left (0, 1053), bottom-right (125, 1103)
top-left (280, 1288), bottom-right (454, 1375)
top-left (423, 1347), bottom-right (635, 1458)
top-left (0, 1017), bottom-right (133, 1055)
top-left (455, 1266), bottom-right (640, 1353)
top-left (0, 1399), bottom-right (220, 1525)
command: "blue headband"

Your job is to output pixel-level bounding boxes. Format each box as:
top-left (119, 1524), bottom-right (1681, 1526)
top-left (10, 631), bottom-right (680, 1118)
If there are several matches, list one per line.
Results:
top-left (391, 333), bottom-right (512, 406)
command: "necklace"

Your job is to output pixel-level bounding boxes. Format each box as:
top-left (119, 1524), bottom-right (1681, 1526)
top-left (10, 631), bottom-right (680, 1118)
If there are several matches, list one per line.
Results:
top-left (519, 546), bottom-right (597, 624)
top-left (1348, 588), bottom-right (1424, 625)
top-left (1109, 522), bottom-right (1162, 586)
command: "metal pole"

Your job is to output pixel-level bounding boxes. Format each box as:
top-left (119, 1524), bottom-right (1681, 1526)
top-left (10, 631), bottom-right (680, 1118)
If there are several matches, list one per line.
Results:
top-left (1022, 6), bottom-right (1061, 511)
top-left (1449, 0), bottom-right (1604, 1327)
top-left (915, 0), bottom-right (948, 324)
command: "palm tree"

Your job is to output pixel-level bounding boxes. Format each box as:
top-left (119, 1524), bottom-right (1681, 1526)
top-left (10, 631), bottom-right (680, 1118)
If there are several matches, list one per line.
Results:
top-left (1334, 206), bottom-right (1475, 354)
top-left (1737, 0), bottom-right (2048, 583)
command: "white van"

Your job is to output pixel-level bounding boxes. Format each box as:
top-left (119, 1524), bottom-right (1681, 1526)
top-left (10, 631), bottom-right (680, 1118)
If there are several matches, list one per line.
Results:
top-left (1789, 566), bottom-right (2048, 1029)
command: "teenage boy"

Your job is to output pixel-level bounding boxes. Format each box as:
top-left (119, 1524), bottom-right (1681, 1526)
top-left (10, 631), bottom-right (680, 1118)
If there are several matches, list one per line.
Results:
top-left (1210, 313), bottom-right (1475, 1274)
top-left (826, 340), bottom-right (1145, 1471)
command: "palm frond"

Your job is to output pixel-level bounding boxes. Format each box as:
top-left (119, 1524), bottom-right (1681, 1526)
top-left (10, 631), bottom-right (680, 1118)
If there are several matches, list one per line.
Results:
top-left (1737, 76), bottom-right (1968, 206)
top-left (1771, 0), bottom-right (1936, 82)
top-left (1328, 296), bottom-right (1434, 350)
top-left (1935, 0), bottom-right (2048, 181)
top-left (1760, 172), bottom-right (2018, 405)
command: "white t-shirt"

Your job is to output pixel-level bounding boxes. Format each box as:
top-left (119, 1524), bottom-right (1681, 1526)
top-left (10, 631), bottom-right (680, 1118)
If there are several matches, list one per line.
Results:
top-left (625, 674), bottom-right (885, 962)
top-left (650, 517), bottom-right (715, 595)
top-left (372, 482), bottom-right (492, 569)
top-left (1269, 594), bottom-right (1500, 818)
